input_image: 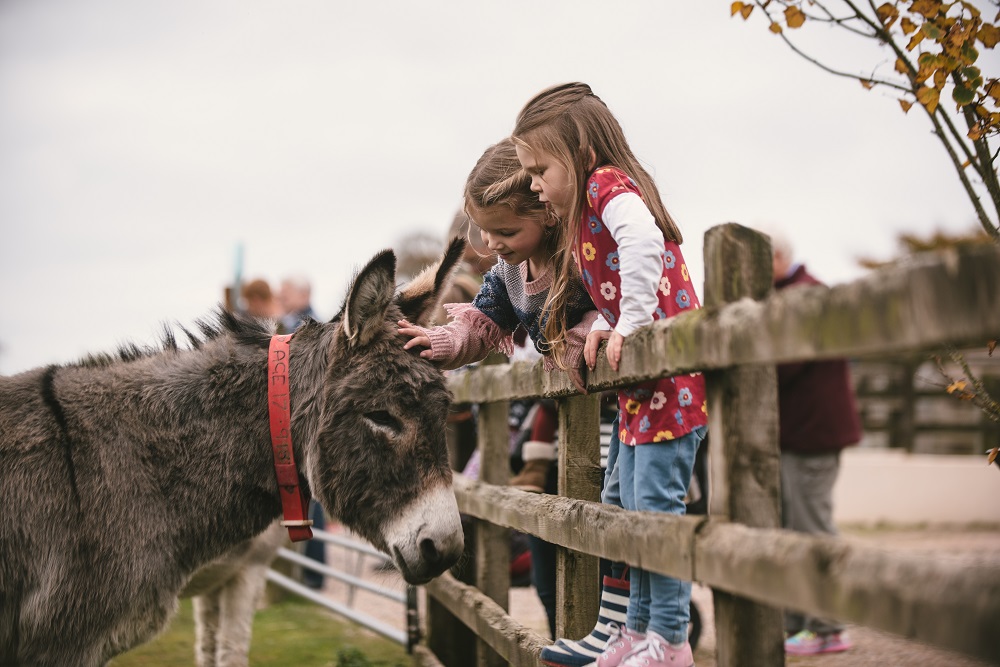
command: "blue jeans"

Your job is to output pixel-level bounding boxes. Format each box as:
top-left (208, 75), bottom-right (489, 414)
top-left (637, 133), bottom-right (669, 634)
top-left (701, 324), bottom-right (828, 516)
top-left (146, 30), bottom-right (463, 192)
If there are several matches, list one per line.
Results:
top-left (618, 424), bottom-right (706, 644)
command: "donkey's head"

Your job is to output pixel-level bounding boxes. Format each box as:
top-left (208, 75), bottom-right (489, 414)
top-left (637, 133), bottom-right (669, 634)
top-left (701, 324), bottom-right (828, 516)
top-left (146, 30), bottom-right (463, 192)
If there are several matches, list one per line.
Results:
top-left (302, 237), bottom-right (466, 584)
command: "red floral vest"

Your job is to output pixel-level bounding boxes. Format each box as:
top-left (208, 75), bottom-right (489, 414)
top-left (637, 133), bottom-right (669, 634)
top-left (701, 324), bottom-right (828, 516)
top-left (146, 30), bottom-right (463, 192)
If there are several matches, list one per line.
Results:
top-left (576, 166), bottom-right (708, 445)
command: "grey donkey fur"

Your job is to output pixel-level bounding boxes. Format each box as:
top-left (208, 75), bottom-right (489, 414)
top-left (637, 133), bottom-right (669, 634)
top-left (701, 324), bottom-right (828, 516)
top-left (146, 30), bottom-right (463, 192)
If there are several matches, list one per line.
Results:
top-left (0, 239), bottom-right (467, 666)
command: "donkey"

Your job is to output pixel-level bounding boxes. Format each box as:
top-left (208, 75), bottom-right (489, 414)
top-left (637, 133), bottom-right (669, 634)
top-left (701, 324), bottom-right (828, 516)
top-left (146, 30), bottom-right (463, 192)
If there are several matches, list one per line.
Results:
top-left (0, 239), bottom-right (467, 667)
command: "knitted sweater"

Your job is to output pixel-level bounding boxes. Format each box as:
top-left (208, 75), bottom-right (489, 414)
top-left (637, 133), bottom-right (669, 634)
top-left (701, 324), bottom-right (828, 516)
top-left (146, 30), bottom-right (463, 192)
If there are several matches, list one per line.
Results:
top-left (421, 259), bottom-right (597, 371)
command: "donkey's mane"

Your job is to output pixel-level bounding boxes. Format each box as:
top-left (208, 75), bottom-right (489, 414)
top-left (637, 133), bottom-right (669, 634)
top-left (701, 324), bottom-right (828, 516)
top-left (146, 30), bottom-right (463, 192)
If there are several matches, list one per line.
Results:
top-left (75, 306), bottom-right (278, 369)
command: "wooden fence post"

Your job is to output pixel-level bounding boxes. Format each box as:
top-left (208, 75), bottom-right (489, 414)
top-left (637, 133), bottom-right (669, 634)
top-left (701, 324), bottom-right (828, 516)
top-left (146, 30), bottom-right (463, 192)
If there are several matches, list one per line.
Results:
top-left (702, 223), bottom-right (785, 666)
top-left (555, 394), bottom-right (603, 641)
top-left (476, 400), bottom-right (510, 667)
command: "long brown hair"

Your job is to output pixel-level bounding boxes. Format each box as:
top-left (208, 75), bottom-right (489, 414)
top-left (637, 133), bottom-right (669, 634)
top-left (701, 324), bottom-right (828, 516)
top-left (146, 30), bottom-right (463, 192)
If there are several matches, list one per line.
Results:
top-left (512, 82), bottom-right (681, 366)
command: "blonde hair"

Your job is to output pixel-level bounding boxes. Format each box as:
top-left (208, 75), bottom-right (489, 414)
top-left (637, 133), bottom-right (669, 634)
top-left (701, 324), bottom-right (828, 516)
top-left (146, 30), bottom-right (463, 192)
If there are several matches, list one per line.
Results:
top-left (512, 82), bottom-right (681, 366)
top-left (463, 138), bottom-right (563, 269)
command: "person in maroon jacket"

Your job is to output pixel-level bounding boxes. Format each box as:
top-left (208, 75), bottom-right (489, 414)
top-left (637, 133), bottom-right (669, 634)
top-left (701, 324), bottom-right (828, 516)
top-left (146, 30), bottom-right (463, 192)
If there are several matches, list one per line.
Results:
top-left (767, 226), bottom-right (861, 656)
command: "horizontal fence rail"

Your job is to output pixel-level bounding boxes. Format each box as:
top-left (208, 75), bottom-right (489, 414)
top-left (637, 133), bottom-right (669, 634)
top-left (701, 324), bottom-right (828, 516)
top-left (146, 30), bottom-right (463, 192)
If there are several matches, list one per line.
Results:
top-left (265, 569), bottom-right (407, 645)
top-left (424, 230), bottom-right (1000, 667)
top-left (275, 547), bottom-right (406, 604)
top-left (447, 243), bottom-right (1000, 404)
top-left (452, 474), bottom-right (1000, 663)
top-left (268, 528), bottom-right (411, 646)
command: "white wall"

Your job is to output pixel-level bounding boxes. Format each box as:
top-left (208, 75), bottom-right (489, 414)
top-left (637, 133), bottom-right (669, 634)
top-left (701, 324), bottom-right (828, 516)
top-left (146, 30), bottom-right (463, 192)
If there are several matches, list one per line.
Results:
top-left (833, 448), bottom-right (1000, 526)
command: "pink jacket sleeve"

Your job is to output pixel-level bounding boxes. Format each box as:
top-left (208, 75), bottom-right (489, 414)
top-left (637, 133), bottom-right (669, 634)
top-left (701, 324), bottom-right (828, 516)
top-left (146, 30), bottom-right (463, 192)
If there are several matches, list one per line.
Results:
top-left (417, 303), bottom-right (514, 370)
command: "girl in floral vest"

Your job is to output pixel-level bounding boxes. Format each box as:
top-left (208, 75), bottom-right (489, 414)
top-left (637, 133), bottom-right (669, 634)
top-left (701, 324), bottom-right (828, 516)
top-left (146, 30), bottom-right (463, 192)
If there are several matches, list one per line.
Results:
top-left (513, 82), bottom-right (708, 667)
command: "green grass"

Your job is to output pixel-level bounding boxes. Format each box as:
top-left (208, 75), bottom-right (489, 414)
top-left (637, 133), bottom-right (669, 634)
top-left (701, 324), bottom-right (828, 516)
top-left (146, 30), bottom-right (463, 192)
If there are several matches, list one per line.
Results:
top-left (108, 598), bottom-right (411, 667)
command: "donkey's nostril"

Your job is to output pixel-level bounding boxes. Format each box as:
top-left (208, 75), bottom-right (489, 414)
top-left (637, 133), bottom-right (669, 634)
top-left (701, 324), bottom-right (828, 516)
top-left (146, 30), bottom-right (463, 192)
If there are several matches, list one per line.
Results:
top-left (419, 537), bottom-right (441, 565)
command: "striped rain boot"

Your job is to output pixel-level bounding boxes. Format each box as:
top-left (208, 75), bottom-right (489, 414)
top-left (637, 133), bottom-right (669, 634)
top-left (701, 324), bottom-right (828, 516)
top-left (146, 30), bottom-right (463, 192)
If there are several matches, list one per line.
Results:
top-left (540, 573), bottom-right (630, 667)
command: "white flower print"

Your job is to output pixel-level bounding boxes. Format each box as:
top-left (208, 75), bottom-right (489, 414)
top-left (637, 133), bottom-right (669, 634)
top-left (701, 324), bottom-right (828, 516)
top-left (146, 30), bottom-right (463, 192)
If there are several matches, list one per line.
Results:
top-left (659, 275), bottom-right (671, 296)
top-left (650, 391), bottom-right (667, 410)
top-left (600, 281), bottom-right (617, 301)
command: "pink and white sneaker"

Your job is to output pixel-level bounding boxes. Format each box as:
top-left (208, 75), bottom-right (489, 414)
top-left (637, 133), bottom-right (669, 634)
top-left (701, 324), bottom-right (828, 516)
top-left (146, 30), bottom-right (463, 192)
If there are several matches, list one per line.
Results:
top-left (620, 631), bottom-right (694, 667)
top-left (784, 629), bottom-right (853, 655)
top-left (596, 624), bottom-right (646, 667)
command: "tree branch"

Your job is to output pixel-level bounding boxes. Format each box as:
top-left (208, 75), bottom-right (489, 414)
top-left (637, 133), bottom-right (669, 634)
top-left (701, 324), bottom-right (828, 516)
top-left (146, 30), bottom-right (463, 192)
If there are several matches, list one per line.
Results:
top-left (811, 0), bottom-right (875, 36)
top-left (955, 73), bottom-right (1000, 225)
top-left (922, 99), bottom-right (999, 236)
top-left (753, 1), bottom-right (911, 91)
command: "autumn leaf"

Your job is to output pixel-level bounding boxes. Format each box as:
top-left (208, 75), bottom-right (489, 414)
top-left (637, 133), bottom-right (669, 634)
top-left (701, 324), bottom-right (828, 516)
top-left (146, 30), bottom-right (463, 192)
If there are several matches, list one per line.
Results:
top-left (989, 339), bottom-right (997, 356)
top-left (917, 85), bottom-right (941, 113)
top-left (899, 98), bottom-right (914, 112)
top-left (770, 21), bottom-right (783, 33)
top-left (962, 66), bottom-right (984, 89)
top-left (959, 1), bottom-right (981, 19)
top-left (969, 124), bottom-right (984, 140)
top-left (785, 5), bottom-right (806, 28)
top-left (911, 0), bottom-right (944, 19)
top-left (978, 23), bottom-right (1000, 48)
top-left (921, 21), bottom-right (943, 41)
top-left (986, 80), bottom-right (1000, 102)
top-left (901, 17), bottom-right (918, 35)
top-left (907, 31), bottom-right (926, 50)
top-left (952, 84), bottom-right (977, 107)
top-left (860, 78), bottom-right (875, 90)
top-left (876, 2), bottom-right (899, 27)
top-left (946, 379), bottom-right (968, 394)
top-left (989, 446), bottom-right (999, 466)
top-left (946, 379), bottom-right (976, 401)
top-left (731, 1), bottom-right (755, 19)
top-left (953, 83), bottom-right (976, 105)
top-left (961, 43), bottom-right (980, 64)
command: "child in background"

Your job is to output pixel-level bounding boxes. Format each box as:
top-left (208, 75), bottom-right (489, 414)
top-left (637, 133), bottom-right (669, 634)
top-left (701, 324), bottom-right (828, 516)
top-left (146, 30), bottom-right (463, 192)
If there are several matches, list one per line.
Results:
top-left (514, 82), bottom-right (708, 667)
top-left (398, 137), bottom-right (597, 425)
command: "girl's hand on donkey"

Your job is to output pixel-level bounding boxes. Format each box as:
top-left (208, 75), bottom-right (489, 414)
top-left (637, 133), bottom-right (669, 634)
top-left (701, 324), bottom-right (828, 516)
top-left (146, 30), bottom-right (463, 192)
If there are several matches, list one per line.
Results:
top-left (397, 319), bottom-right (434, 359)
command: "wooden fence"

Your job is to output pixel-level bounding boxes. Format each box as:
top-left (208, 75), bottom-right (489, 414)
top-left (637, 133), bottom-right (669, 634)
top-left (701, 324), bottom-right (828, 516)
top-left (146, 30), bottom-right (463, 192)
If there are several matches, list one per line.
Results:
top-left (415, 224), bottom-right (1000, 667)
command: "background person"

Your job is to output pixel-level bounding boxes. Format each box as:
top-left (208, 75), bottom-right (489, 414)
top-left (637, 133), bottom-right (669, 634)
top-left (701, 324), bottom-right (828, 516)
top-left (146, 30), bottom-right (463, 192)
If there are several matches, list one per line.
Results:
top-left (241, 278), bottom-right (279, 318)
top-left (764, 224), bottom-right (861, 657)
top-left (278, 275), bottom-right (319, 334)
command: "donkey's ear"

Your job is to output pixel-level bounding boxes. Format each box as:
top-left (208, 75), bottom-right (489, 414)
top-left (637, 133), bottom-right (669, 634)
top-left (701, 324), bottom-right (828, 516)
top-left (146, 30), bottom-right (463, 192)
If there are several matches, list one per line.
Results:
top-left (342, 249), bottom-right (397, 347)
top-left (396, 236), bottom-right (467, 326)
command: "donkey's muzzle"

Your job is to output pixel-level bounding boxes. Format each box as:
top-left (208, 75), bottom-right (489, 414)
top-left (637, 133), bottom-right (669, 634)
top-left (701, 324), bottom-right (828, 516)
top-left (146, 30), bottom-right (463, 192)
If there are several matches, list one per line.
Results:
top-left (384, 484), bottom-right (464, 585)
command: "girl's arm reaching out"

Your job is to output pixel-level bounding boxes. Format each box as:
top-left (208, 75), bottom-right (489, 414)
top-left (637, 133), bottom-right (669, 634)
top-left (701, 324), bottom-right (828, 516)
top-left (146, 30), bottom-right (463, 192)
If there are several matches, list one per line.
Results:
top-left (398, 303), bottom-right (514, 370)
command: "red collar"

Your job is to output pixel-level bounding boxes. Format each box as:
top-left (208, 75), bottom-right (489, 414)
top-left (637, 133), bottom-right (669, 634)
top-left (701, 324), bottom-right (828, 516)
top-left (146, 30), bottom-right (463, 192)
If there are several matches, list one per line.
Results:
top-left (267, 334), bottom-right (314, 542)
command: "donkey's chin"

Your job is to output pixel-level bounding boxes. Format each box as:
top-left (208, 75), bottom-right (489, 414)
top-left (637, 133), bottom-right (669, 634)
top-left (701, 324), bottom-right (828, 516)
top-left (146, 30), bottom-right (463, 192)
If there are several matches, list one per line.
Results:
top-left (382, 483), bottom-right (464, 585)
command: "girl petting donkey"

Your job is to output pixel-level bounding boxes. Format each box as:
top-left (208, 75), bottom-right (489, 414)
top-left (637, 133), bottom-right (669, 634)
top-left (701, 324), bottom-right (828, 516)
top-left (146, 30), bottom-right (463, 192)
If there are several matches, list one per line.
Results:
top-left (398, 137), bottom-right (597, 389)
top-left (511, 82), bottom-right (708, 667)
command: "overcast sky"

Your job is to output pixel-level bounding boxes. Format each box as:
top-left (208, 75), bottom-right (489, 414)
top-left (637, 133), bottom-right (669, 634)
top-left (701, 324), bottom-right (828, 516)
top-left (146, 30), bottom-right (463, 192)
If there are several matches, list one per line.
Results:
top-left (0, 0), bottom-right (993, 375)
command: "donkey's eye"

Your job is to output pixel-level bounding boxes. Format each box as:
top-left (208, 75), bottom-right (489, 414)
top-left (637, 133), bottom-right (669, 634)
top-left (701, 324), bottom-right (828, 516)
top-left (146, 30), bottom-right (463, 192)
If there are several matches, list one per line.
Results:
top-left (364, 410), bottom-right (401, 433)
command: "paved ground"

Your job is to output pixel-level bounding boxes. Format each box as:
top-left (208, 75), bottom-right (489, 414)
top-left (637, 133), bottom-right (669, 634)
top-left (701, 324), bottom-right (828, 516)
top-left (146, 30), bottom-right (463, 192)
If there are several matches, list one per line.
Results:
top-left (315, 525), bottom-right (1000, 666)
